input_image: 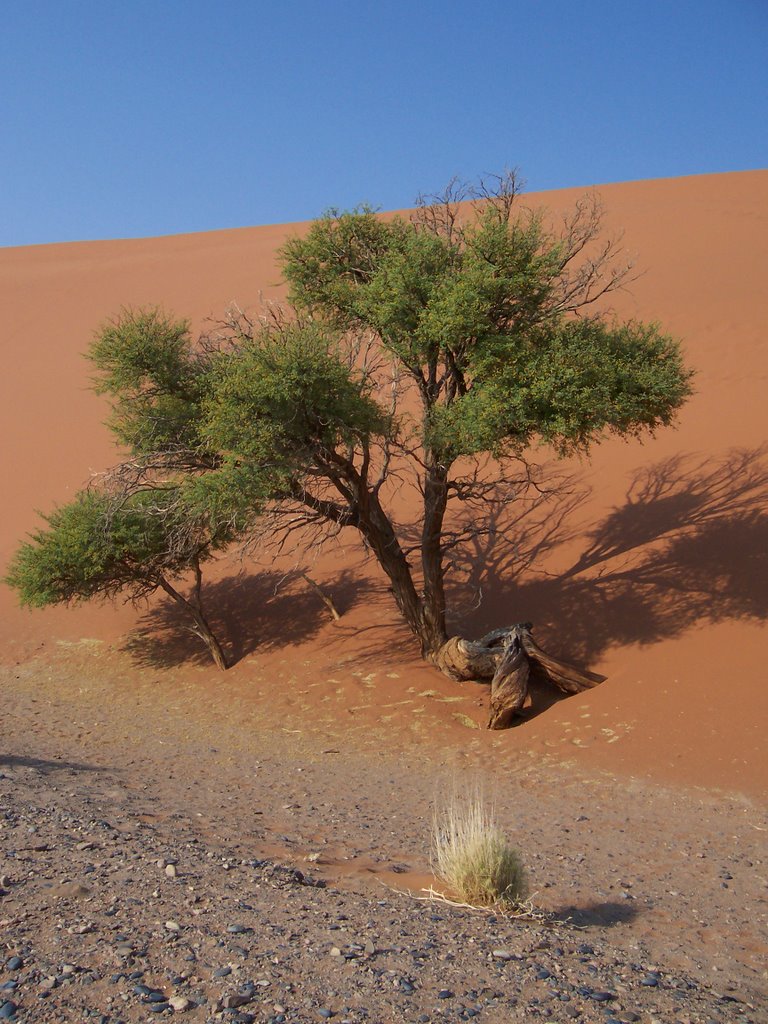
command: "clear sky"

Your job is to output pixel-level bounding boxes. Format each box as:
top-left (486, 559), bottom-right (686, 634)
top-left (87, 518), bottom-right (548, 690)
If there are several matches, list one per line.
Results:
top-left (2, 0), bottom-right (766, 247)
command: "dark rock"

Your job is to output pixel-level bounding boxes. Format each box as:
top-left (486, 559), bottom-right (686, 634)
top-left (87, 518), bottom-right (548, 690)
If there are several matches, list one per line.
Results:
top-left (214, 966), bottom-right (232, 978)
top-left (437, 990), bottom-right (454, 999)
top-left (5, 959), bottom-right (22, 972)
top-left (0, 1003), bottom-right (16, 1020)
top-left (589, 991), bottom-right (616, 1002)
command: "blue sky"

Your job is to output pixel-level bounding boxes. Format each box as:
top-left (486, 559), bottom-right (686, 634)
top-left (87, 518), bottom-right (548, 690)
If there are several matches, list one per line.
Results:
top-left (2, 0), bottom-right (766, 246)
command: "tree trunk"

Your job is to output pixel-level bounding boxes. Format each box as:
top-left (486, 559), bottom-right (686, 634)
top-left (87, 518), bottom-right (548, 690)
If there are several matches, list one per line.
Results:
top-left (432, 622), bottom-right (604, 729)
top-left (357, 491), bottom-right (445, 656)
top-left (420, 458), bottom-right (450, 653)
top-left (157, 574), bottom-right (229, 671)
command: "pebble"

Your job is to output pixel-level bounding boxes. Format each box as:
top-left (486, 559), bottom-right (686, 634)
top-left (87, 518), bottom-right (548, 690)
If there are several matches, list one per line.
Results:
top-left (169, 996), bottom-right (193, 1011)
top-left (5, 959), bottom-right (22, 972)
top-left (165, 921), bottom-right (180, 932)
top-left (0, 1005), bottom-right (16, 1021)
top-left (222, 993), bottom-right (253, 1009)
top-left (213, 967), bottom-right (232, 977)
top-left (227, 924), bottom-right (248, 934)
top-left (492, 950), bottom-right (514, 960)
top-left (165, 864), bottom-right (177, 878)
top-left (318, 1010), bottom-right (333, 1019)
top-left (438, 990), bottom-right (454, 999)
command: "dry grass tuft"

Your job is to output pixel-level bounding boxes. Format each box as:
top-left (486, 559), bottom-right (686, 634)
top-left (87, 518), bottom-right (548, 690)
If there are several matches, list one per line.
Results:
top-left (431, 789), bottom-right (527, 909)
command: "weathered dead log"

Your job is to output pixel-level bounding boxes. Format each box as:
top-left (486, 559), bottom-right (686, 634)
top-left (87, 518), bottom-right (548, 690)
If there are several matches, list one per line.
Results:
top-left (432, 622), bottom-right (605, 729)
top-left (519, 627), bottom-right (604, 694)
top-left (488, 636), bottom-right (530, 729)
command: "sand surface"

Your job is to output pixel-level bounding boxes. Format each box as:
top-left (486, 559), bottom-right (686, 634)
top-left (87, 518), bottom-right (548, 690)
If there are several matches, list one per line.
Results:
top-left (1, 171), bottom-right (767, 1021)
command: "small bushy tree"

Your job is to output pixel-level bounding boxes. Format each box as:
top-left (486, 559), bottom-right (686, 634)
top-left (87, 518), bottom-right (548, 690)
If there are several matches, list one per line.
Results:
top-left (5, 481), bottom-right (251, 670)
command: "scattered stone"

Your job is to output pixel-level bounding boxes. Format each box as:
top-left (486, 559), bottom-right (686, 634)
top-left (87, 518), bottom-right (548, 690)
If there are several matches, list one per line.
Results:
top-left (438, 989), bottom-right (454, 999)
top-left (165, 921), bottom-right (180, 932)
top-left (492, 949), bottom-right (514, 960)
top-left (0, 1002), bottom-right (17, 1019)
top-left (169, 995), bottom-right (193, 1012)
top-left (213, 967), bottom-right (232, 978)
top-left (165, 863), bottom-right (177, 878)
top-left (222, 992), bottom-right (253, 1009)
top-left (4, 959), bottom-right (22, 972)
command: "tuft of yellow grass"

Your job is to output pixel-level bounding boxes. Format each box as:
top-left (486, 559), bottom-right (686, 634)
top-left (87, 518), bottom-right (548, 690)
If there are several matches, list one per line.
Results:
top-left (431, 789), bottom-right (526, 908)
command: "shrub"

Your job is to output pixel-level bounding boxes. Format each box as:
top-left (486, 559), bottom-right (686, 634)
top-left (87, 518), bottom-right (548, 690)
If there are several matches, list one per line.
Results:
top-left (431, 789), bottom-right (527, 907)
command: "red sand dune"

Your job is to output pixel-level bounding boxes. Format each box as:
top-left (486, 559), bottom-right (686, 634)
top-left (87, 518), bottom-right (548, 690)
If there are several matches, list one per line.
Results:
top-left (1, 170), bottom-right (766, 798)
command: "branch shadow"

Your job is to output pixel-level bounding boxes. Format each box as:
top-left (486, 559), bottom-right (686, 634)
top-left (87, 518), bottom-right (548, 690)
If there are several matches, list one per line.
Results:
top-left (447, 445), bottom-right (768, 701)
top-left (124, 568), bottom-right (370, 669)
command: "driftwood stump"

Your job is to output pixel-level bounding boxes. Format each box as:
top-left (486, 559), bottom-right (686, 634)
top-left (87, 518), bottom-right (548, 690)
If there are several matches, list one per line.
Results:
top-left (487, 623), bottom-right (604, 729)
top-left (432, 622), bottom-right (604, 730)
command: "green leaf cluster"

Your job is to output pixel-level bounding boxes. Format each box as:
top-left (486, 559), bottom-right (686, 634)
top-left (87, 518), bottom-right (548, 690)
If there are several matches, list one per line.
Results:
top-left (281, 203), bottom-right (693, 464)
top-left (89, 307), bottom-right (210, 454)
top-left (202, 319), bottom-right (391, 469)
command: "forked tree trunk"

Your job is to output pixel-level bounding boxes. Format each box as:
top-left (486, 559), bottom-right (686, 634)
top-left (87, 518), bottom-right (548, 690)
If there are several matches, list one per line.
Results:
top-left (429, 622), bottom-right (604, 729)
top-left (157, 572), bottom-right (229, 671)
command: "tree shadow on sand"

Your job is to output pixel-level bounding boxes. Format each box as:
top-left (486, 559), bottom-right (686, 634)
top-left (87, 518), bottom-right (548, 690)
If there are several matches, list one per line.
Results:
top-left (0, 754), bottom-right (103, 774)
top-left (124, 568), bottom-right (368, 669)
top-left (448, 445), bottom-right (768, 703)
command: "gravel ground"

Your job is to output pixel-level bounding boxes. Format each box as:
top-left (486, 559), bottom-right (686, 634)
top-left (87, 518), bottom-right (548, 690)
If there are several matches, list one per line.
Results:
top-left (1, 654), bottom-right (766, 1024)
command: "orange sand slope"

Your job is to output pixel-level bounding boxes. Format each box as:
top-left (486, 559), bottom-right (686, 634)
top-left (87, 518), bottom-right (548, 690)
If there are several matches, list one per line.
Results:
top-left (1, 170), bottom-right (766, 797)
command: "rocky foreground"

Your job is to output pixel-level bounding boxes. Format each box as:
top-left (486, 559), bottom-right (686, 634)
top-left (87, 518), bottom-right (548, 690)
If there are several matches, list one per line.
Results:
top-left (1, 753), bottom-right (765, 1024)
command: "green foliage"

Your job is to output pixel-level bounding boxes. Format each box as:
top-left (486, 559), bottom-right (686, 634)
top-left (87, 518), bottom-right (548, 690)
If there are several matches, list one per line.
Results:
top-left (4, 483), bottom-right (249, 610)
top-left (427, 317), bottom-right (692, 459)
top-left (202, 319), bottom-right (391, 469)
top-left (89, 308), bottom-right (210, 454)
top-left (281, 199), bottom-right (694, 464)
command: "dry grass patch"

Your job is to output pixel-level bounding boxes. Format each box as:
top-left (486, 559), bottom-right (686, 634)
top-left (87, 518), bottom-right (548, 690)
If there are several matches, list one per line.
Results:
top-left (431, 789), bottom-right (527, 909)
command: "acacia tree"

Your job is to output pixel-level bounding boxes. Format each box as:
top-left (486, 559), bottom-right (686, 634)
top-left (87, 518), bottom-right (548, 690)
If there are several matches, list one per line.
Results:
top-left (7, 175), bottom-right (693, 721)
top-left (207, 173), bottom-right (691, 720)
top-left (6, 310), bottom-right (271, 670)
top-left (5, 487), bottom-right (232, 668)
